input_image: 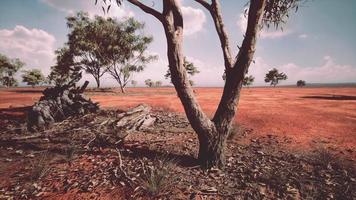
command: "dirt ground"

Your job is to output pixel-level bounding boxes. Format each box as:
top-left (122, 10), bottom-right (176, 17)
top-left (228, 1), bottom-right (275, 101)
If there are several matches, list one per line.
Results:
top-left (1, 86), bottom-right (355, 154)
top-left (0, 86), bottom-right (356, 199)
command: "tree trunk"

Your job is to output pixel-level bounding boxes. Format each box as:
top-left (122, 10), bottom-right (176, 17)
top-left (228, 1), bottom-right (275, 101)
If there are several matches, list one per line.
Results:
top-left (197, 128), bottom-right (228, 167)
top-left (127, 0), bottom-right (266, 168)
top-left (95, 76), bottom-right (100, 88)
top-left (120, 85), bottom-right (126, 93)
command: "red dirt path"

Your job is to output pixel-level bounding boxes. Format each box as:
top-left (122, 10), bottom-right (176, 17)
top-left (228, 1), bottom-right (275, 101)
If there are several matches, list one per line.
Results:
top-left (1, 87), bottom-right (355, 153)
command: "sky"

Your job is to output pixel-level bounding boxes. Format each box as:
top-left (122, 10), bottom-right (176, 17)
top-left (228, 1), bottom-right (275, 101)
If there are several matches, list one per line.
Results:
top-left (0, 0), bottom-right (356, 87)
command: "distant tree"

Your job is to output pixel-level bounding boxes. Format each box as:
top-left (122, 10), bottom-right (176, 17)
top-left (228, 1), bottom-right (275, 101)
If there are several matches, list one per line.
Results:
top-left (297, 80), bottom-right (306, 87)
top-left (243, 75), bottom-right (255, 87)
top-left (0, 53), bottom-right (24, 87)
top-left (48, 47), bottom-right (82, 86)
top-left (264, 68), bottom-right (287, 87)
top-left (165, 57), bottom-right (199, 86)
top-left (131, 80), bottom-right (137, 87)
top-left (22, 69), bottom-right (45, 87)
top-left (144, 79), bottom-right (154, 87)
top-left (155, 81), bottom-right (162, 87)
top-left (102, 18), bottom-right (157, 93)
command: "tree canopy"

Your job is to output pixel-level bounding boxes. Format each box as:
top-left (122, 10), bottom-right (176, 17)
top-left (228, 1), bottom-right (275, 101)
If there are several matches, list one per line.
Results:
top-left (48, 47), bottom-right (82, 86)
top-left (22, 69), bottom-right (45, 87)
top-left (102, 18), bottom-right (157, 93)
top-left (0, 53), bottom-right (24, 87)
top-left (297, 80), bottom-right (306, 87)
top-left (243, 75), bottom-right (255, 87)
top-left (265, 68), bottom-right (288, 87)
top-left (165, 57), bottom-right (199, 86)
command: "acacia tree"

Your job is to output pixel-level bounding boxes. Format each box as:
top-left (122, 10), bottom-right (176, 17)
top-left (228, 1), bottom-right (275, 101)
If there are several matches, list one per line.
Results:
top-left (101, 18), bottom-right (157, 93)
top-left (0, 53), bottom-right (24, 87)
top-left (243, 75), bottom-right (255, 87)
top-left (165, 57), bottom-right (199, 86)
top-left (22, 69), bottom-right (45, 87)
top-left (144, 79), bottom-right (154, 87)
top-left (265, 68), bottom-right (288, 87)
top-left (297, 80), bottom-right (306, 87)
top-left (100, 0), bottom-right (304, 167)
top-left (48, 47), bottom-right (82, 86)
top-left (66, 12), bottom-right (116, 88)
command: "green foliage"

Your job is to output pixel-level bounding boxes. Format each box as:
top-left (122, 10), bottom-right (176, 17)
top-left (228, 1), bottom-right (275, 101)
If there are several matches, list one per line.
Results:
top-left (48, 47), bottom-right (82, 86)
top-left (65, 12), bottom-right (112, 88)
top-left (144, 79), bottom-right (154, 87)
top-left (165, 57), bottom-right (199, 86)
top-left (22, 69), bottom-right (45, 87)
top-left (243, 0), bottom-right (306, 30)
top-left (103, 17), bottom-right (157, 92)
top-left (0, 53), bottom-right (24, 87)
top-left (243, 75), bottom-right (255, 87)
top-left (61, 12), bottom-right (156, 89)
top-left (297, 80), bottom-right (306, 87)
top-left (264, 68), bottom-right (287, 87)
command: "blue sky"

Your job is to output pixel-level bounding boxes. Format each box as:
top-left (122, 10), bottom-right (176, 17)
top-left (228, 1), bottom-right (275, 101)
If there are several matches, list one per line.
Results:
top-left (0, 0), bottom-right (355, 87)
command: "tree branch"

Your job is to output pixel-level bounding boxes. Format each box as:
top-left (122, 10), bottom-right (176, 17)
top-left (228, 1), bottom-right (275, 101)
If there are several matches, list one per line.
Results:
top-left (194, 0), bottom-right (211, 11)
top-left (196, 0), bottom-right (233, 69)
top-left (127, 0), bottom-right (163, 21)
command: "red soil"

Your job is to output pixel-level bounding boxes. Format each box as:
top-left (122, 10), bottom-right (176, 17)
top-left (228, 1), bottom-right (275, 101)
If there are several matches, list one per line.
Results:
top-left (1, 87), bottom-right (355, 153)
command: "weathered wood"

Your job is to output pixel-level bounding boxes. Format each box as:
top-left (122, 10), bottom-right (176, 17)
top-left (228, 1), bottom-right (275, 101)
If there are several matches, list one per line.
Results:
top-left (115, 104), bottom-right (155, 131)
top-left (27, 80), bottom-right (99, 131)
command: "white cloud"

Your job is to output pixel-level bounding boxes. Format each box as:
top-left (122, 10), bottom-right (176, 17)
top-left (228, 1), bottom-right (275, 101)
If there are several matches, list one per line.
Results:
top-left (41, 0), bottom-right (134, 19)
top-left (249, 56), bottom-right (356, 85)
top-left (299, 34), bottom-right (308, 39)
top-left (0, 25), bottom-right (56, 76)
top-left (181, 6), bottom-right (206, 36)
top-left (237, 14), bottom-right (292, 39)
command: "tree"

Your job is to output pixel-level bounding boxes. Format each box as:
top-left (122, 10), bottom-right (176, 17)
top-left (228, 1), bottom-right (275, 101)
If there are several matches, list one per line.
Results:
top-left (155, 81), bottom-right (162, 87)
top-left (297, 80), bottom-right (306, 87)
top-left (243, 75), bottom-right (255, 87)
top-left (165, 57), bottom-right (199, 86)
top-left (48, 47), bottom-right (82, 86)
top-left (22, 69), bottom-right (45, 87)
top-left (0, 53), bottom-right (24, 87)
top-left (131, 80), bottom-right (138, 87)
top-left (102, 0), bottom-right (304, 167)
top-left (65, 12), bottom-right (112, 88)
top-left (101, 18), bottom-right (157, 93)
top-left (144, 79), bottom-right (154, 87)
top-left (264, 68), bottom-right (288, 87)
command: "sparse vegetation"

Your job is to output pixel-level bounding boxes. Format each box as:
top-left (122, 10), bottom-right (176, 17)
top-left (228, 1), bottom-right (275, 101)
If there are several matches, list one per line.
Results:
top-left (0, 53), bottom-right (24, 87)
top-left (297, 80), bottom-right (306, 87)
top-left (21, 69), bottom-right (45, 87)
top-left (265, 68), bottom-right (288, 87)
top-left (138, 156), bottom-right (178, 197)
top-left (29, 151), bottom-right (52, 181)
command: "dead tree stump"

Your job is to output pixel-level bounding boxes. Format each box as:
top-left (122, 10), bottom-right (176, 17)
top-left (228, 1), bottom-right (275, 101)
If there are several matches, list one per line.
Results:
top-left (27, 80), bottom-right (99, 131)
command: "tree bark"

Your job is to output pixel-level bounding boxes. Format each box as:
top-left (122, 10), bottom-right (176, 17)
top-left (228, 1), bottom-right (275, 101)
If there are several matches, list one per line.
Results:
top-left (127, 0), bottom-right (266, 168)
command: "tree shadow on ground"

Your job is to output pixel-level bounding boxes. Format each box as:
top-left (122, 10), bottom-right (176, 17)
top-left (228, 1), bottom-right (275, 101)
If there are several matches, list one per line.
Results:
top-left (9, 90), bottom-right (43, 94)
top-left (301, 95), bottom-right (356, 101)
top-left (123, 145), bottom-right (199, 168)
top-left (0, 106), bottom-right (31, 121)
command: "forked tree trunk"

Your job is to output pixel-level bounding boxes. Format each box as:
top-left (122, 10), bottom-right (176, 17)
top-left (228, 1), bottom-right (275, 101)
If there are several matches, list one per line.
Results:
top-left (127, 0), bottom-right (266, 168)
